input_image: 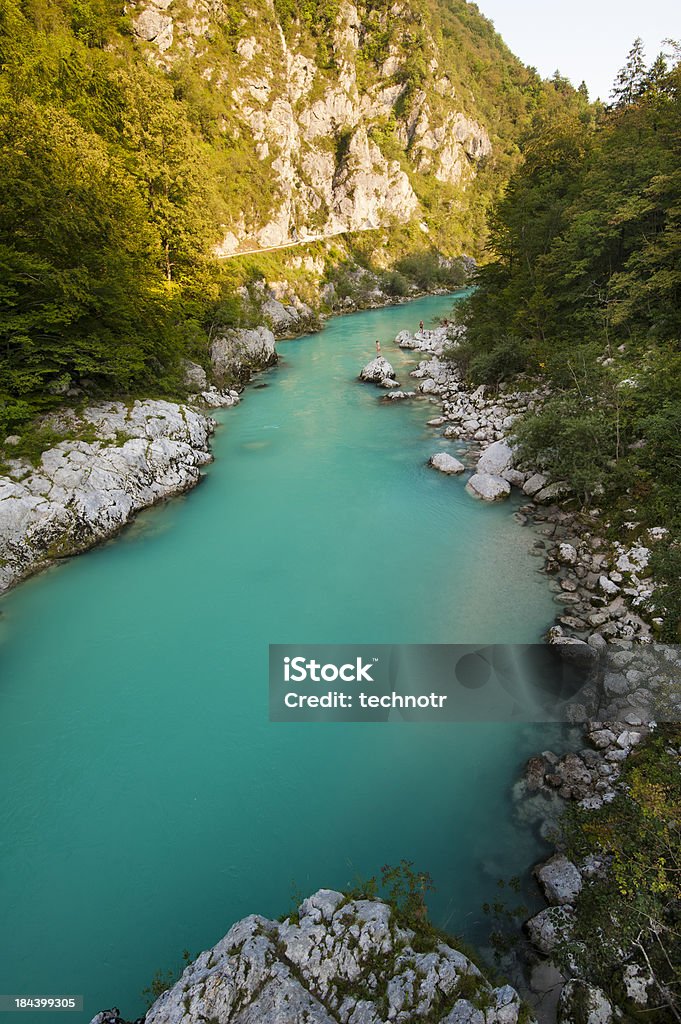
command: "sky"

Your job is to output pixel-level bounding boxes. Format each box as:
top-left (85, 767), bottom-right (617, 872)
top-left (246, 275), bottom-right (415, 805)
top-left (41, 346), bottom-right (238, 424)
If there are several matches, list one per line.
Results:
top-left (475, 1), bottom-right (680, 101)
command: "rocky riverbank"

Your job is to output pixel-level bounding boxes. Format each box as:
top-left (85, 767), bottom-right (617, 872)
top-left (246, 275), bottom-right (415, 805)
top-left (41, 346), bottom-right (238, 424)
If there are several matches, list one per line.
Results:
top-left (0, 327), bottom-right (278, 594)
top-left (379, 323), bottom-right (676, 1024)
top-left (0, 400), bottom-right (217, 593)
top-left (90, 889), bottom-right (524, 1024)
top-left (391, 323), bottom-right (661, 644)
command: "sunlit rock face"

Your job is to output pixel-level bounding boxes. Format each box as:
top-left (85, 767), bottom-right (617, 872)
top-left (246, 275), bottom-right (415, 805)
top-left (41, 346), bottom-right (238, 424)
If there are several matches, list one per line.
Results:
top-left (128, 0), bottom-right (493, 254)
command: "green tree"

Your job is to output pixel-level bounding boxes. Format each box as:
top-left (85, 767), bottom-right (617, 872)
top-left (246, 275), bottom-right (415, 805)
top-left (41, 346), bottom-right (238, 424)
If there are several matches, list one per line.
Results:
top-left (611, 37), bottom-right (647, 107)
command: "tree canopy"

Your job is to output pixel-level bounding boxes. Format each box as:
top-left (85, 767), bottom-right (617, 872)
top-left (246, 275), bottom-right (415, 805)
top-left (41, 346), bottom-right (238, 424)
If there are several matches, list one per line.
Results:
top-left (456, 43), bottom-right (681, 635)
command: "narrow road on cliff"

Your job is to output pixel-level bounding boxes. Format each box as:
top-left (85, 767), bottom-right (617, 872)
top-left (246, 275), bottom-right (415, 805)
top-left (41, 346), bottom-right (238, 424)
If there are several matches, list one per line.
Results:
top-left (214, 225), bottom-right (380, 259)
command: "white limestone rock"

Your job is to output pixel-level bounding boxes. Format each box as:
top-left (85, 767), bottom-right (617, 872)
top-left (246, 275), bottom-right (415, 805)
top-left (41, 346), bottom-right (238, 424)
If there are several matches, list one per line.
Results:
top-left (534, 481), bottom-right (571, 503)
top-left (523, 473), bottom-right (547, 497)
top-left (536, 855), bottom-right (583, 906)
top-left (359, 356), bottom-right (396, 384)
top-left (621, 964), bottom-right (654, 1008)
top-left (200, 389), bottom-right (241, 408)
top-left (182, 360), bottom-right (208, 393)
top-left (102, 890), bottom-right (523, 1024)
top-left (477, 440), bottom-right (513, 477)
top-left (599, 575), bottom-right (620, 596)
top-left (133, 7), bottom-right (173, 50)
top-left (261, 296), bottom-right (300, 332)
top-left (210, 326), bottom-right (277, 385)
top-left (465, 473), bottom-right (511, 502)
top-left (0, 401), bottom-right (215, 593)
top-left (430, 453), bottom-right (465, 475)
top-left (502, 469), bottom-right (526, 488)
top-left (558, 980), bottom-right (613, 1024)
top-left (557, 543), bottom-right (578, 566)
top-left (525, 906), bottom-right (575, 955)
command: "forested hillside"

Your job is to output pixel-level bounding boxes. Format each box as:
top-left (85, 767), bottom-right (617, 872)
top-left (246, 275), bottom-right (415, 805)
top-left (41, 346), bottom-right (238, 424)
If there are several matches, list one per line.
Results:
top-left (0, 0), bottom-right (572, 437)
top-left (457, 42), bottom-right (681, 637)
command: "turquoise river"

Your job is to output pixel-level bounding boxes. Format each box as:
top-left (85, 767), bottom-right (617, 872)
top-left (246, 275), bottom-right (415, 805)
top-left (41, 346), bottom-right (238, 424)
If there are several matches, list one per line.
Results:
top-left (0, 294), bottom-right (560, 1022)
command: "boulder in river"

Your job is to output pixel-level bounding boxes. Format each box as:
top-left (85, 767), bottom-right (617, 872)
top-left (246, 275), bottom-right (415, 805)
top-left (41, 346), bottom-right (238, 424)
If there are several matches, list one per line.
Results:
top-left (465, 473), bottom-right (511, 502)
top-left (359, 356), bottom-right (397, 384)
top-left (429, 452), bottom-right (465, 474)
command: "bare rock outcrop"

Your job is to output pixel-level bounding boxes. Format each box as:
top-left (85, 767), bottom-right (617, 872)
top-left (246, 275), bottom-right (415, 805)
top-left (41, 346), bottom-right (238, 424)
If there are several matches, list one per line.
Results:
top-left (90, 890), bottom-right (526, 1024)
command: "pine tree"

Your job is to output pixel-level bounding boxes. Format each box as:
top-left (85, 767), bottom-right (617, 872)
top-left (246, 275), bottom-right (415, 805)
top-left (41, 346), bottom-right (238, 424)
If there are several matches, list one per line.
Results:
top-left (611, 38), bottom-right (647, 107)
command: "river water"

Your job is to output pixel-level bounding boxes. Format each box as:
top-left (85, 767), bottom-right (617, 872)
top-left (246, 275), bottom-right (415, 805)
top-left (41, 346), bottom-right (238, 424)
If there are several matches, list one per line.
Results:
top-left (0, 294), bottom-right (558, 1021)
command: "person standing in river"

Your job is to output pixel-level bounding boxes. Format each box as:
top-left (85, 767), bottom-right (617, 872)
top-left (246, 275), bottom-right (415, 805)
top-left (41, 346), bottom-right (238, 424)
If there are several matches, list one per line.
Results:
top-left (375, 339), bottom-right (381, 356)
top-left (419, 320), bottom-right (424, 333)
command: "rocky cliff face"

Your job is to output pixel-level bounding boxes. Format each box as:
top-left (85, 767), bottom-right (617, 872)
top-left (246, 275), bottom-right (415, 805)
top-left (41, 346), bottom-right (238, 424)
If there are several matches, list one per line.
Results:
top-left (91, 889), bottom-right (524, 1024)
top-left (127, 0), bottom-right (493, 255)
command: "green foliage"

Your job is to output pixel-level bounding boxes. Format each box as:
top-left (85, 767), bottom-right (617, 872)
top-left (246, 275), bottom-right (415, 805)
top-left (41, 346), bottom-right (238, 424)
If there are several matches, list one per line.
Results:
top-left (481, 877), bottom-right (528, 963)
top-left (0, 0), bottom-right (225, 431)
top-left (512, 392), bottom-right (619, 505)
top-left (395, 251), bottom-right (467, 291)
top-left (0, 100), bottom-right (188, 421)
top-left (560, 728), bottom-right (681, 1020)
top-left (455, 334), bottom-right (532, 386)
top-left (380, 859), bottom-right (435, 930)
top-left (379, 270), bottom-right (409, 297)
top-left (648, 544), bottom-right (681, 641)
top-left (456, 45), bottom-right (681, 630)
top-left (275, 0), bottom-right (340, 67)
top-left (141, 950), bottom-right (194, 1009)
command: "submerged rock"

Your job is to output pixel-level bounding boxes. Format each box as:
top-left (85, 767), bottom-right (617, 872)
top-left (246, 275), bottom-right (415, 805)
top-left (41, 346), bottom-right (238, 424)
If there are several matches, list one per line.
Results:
top-left (93, 890), bottom-right (525, 1024)
top-left (465, 473), bottom-right (511, 502)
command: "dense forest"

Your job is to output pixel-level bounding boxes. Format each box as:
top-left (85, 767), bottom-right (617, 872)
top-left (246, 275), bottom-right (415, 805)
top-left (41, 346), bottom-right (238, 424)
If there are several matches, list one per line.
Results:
top-left (456, 41), bottom-right (681, 638)
top-left (0, 0), bottom-right (219, 435)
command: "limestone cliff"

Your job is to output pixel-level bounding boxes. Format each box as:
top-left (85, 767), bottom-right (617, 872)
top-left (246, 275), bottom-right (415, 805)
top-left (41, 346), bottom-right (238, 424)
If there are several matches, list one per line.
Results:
top-left (124, 0), bottom-right (521, 258)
